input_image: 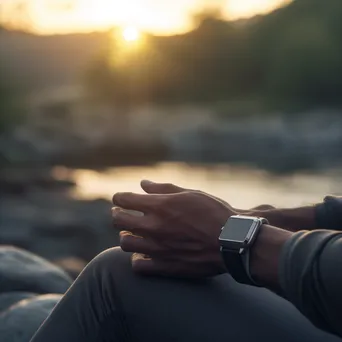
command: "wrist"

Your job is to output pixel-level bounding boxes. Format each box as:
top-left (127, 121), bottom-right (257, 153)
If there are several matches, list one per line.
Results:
top-left (250, 224), bottom-right (293, 290)
top-left (247, 206), bottom-right (317, 232)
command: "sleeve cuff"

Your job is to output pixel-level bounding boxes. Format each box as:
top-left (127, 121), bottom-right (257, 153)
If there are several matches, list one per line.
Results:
top-left (315, 196), bottom-right (342, 231)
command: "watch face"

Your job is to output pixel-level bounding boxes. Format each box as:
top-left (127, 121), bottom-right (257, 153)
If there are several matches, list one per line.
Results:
top-left (220, 216), bottom-right (255, 243)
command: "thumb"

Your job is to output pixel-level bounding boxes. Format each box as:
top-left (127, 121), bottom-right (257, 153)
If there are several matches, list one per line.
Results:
top-left (140, 180), bottom-right (185, 194)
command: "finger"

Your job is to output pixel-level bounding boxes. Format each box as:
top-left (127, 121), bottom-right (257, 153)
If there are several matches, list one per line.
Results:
top-left (141, 181), bottom-right (230, 208)
top-left (112, 207), bottom-right (148, 231)
top-left (141, 180), bottom-right (186, 195)
top-left (120, 232), bottom-right (164, 255)
top-left (251, 204), bottom-right (275, 211)
top-left (131, 254), bottom-right (195, 278)
top-left (112, 192), bottom-right (158, 211)
top-left (131, 253), bottom-right (171, 275)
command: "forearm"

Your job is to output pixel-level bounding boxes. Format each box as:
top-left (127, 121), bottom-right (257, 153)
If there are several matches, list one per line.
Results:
top-left (249, 225), bottom-right (342, 337)
top-left (244, 195), bottom-right (342, 232)
top-left (249, 224), bottom-right (293, 292)
top-left (249, 206), bottom-right (317, 232)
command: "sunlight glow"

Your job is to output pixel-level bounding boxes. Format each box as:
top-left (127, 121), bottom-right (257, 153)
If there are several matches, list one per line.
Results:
top-left (225, 0), bottom-right (287, 19)
top-left (1, 0), bottom-right (290, 35)
top-left (122, 26), bottom-right (140, 42)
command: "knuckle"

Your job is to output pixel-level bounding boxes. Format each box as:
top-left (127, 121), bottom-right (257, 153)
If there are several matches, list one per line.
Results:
top-left (164, 182), bottom-right (175, 190)
top-left (163, 194), bottom-right (177, 205)
top-left (113, 192), bottom-right (132, 205)
top-left (189, 190), bottom-right (205, 200)
top-left (190, 189), bottom-right (202, 195)
top-left (120, 235), bottom-right (133, 252)
top-left (182, 190), bottom-right (195, 196)
top-left (131, 257), bottom-right (146, 273)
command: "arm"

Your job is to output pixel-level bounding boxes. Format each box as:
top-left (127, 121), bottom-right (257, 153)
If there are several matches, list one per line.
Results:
top-left (248, 206), bottom-right (316, 232)
top-left (140, 181), bottom-right (342, 232)
top-left (245, 196), bottom-right (342, 232)
top-left (113, 184), bottom-right (342, 337)
top-left (250, 225), bottom-right (342, 337)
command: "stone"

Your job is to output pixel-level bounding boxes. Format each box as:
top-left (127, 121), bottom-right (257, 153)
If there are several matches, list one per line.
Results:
top-left (0, 292), bottom-right (37, 313)
top-left (0, 193), bottom-right (119, 262)
top-left (0, 246), bottom-right (72, 295)
top-left (53, 257), bottom-right (87, 280)
top-left (0, 167), bottom-right (75, 195)
top-left (0, 294), bottom-right (62, 342)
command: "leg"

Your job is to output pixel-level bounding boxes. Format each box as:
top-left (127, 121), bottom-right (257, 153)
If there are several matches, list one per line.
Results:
top-left (30, 247), bottom-right (341, 342)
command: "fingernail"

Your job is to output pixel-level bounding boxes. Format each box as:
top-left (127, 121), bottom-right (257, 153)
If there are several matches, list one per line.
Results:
top-left (119, 230), bottom-right (131, 237)
top-left (111, 207), bottom-right (120, 217)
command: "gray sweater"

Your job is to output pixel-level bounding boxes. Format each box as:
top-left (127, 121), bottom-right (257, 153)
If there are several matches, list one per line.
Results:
top-left (280, 196), bottom-right (342, 337)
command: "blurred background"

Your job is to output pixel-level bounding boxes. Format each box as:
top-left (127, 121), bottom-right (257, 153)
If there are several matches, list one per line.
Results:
top-left (1, 0), bottom-right (342, 269)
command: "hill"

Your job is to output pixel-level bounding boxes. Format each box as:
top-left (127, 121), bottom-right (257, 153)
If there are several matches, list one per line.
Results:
top-left (0, 29), bottom-right (109, 90)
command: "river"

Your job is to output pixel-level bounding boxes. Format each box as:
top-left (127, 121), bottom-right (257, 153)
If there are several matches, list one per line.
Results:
top-left (62, 162), bottom-right (342, 209)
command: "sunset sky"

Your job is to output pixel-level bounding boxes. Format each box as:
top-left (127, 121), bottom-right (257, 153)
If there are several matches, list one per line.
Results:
top-left (1, 0), bottom-right (289, 35)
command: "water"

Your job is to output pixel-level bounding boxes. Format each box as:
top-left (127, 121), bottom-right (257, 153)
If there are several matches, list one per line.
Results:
top-left (58, 162), bottom-right (342, 209)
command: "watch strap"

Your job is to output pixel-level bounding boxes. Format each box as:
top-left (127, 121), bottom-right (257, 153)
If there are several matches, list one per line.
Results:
top-left (221, 217), bottom-right (268, 286)
top-left (221, 247), bottom-right (254, 285)
top-left (242, 249), bottom-right (260, 286)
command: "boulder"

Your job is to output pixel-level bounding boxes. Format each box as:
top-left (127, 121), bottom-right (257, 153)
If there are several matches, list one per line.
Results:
top-left (53, 257), bottom-right (87, 280)
top-left (0, 167), bottom-right (75, 195)
top-left (0, 246), bottom-right (72, 294)
top-left (0, 294), bottom-right (61, 342)
top-left (0, 194), bottom-right (118, 262)
top-left (0, 292), bottom-right (37, 313)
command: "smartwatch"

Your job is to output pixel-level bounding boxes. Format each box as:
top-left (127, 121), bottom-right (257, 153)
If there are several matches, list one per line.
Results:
top-left (219, 215), bottom-right (268, 286)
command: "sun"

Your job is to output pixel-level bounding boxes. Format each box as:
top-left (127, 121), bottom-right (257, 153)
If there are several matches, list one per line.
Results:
top-left (122, 26), bottom-right (140, 42)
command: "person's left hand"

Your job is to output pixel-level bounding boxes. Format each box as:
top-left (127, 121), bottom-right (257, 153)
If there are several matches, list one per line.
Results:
top-left (112, 180), bottom-right (234, 278)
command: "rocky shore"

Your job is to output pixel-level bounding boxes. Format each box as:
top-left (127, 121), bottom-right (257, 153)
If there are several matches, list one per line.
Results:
top-left (0, 167), bottom-right (119, 341)
top-left (3, 109), bottom-right (342, 173)
top-left (2, 108), bottom-right (342, 340)
top-left (0, 246), bottom-right (72, 342)
top-left (0, 167), bottom-right (119, 262)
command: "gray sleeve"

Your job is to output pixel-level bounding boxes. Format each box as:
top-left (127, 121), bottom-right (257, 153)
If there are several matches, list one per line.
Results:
top-left (315, 196), bottom-right (342, 230)
top-left (279, 230), bottom-right (342, 337)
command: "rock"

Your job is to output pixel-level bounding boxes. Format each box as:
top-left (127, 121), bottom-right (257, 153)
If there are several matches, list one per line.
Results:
top-left (0, 132), bottom-right (42, 167)
top-left (0, 294), bottom-right (61, 342)
top-left (0, 167), bottom-right (75, 196)
top-left (0, 246), bottom-right (72, 294)
top-left (0, 292), bottom-right (37, 313)
top-left (0, 193), bottom-right (119, 262)
top-left (53, 257), bottom-right (87, 280)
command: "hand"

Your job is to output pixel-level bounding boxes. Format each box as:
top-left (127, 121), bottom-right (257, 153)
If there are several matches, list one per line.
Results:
top-left (112, 181), bottom-right (236, 278)
top-left (139, 180), bottom-right (275, 213)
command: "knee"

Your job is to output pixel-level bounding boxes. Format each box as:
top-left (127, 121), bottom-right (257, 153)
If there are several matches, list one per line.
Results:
top-left (78, 247), bottom-right (136, 310)
top-left (83, 247), bottom-right (132, 282)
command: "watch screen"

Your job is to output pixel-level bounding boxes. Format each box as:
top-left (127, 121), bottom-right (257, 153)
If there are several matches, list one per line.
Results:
top-left (220, 217), bottom-right (253, 242)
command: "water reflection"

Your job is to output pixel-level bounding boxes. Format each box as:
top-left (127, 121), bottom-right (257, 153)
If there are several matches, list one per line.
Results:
top-left (66, 163), bottom-right (342, 209)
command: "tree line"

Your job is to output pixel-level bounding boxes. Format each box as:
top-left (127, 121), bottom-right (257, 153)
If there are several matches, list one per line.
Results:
top-left (85, 0), bottom-right (342, 111)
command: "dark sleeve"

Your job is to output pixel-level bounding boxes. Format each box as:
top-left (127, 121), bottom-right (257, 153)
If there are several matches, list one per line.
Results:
top-left (315, 196), bottom-right (342, 230)
top-left (279, 230), bottom-right (342, 337)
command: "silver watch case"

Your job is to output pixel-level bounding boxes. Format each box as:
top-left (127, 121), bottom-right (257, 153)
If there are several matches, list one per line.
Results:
top-left (219, 215), bottom-right (267, 254)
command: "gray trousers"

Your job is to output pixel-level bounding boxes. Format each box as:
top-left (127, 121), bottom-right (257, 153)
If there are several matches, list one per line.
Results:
top-left (30, 247), bottom-right (341, 342)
